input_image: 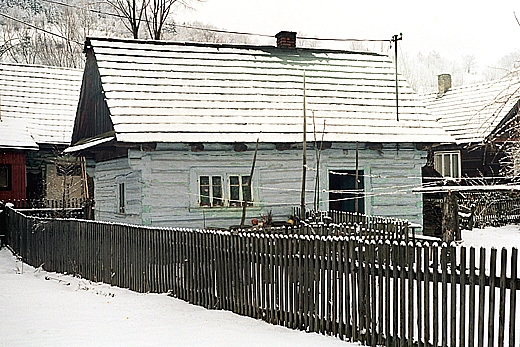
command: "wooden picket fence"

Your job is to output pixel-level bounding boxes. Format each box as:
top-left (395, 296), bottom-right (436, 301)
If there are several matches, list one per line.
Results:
top-left (3, 207), bottom-right (519, 346)
top-left (458, 191), bottom-right (520, 228)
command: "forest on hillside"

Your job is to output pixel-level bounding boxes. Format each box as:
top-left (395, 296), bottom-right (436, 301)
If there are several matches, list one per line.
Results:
top-left (0, 0), bottom-right (518, 92)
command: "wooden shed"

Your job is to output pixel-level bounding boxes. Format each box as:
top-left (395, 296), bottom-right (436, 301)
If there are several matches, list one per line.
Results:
top-left (67, 34), bottom-right (455, 229)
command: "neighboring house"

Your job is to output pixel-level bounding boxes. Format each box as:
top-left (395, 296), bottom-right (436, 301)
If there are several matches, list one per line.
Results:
top-left (0, 63), bottom-right (85, 203)
top-left (423, 72), bottom-right (520, 180)
top-left (66, 32), bottom-right (454, 229)
top-left (0, 117), bottom-right (38, 201)
top-left (422, 72), bottom-right (520, 236)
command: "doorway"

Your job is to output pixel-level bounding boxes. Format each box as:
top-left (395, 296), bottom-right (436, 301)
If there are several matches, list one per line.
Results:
top-left (328, 170), bottom-right (364, 213)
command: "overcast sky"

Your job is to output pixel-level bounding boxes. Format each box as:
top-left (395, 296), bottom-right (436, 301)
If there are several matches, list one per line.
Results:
top-left (175, 0), bottom-right (520, 68)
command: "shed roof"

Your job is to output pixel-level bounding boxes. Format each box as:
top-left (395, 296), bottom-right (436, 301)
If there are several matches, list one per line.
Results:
top-left (0, 63), bottom-right (83, 146)
top-left (422, 71), bottom-right (520, 145)
top-left (77, 37), bottom-right (454, 145)
top-left (0, 116), bottom-right (38, 150)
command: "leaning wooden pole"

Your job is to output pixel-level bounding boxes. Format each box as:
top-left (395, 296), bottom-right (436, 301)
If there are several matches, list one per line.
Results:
top-left (300, 72), bottom-right (307, 221)
top-left (240, 138), bottom-right (259, 227)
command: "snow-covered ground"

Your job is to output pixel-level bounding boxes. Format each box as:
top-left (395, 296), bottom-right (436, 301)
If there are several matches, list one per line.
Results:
top-left (0, 247), bottom-right (353, 347)
top-left (1, 224), bottom-right (518, 347)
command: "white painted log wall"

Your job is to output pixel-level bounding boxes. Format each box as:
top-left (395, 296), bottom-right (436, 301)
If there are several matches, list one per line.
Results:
top-left (93, 143), bottom-right (425, 229)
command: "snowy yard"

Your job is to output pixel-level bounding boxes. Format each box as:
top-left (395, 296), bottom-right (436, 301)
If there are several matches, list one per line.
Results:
top-left (1, 224), bottom-right (519, 347)
top-left (0, 246), bottom-right (352, 347)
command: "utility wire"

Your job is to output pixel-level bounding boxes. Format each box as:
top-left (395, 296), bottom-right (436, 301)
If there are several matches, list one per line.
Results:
top-left (39, 0), bottom-right (392, 43)
top-left (0, 12), bottom-right (82, 45)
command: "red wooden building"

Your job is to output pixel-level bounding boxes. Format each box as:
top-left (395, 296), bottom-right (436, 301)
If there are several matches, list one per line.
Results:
top-left (0, 117), bottom-right (38, 202)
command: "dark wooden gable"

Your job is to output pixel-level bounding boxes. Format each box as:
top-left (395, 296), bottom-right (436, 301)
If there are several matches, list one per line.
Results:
top-left (71, 44), bottom-right (114, 145)
top-left (488, 100), bottom-right (520, 143)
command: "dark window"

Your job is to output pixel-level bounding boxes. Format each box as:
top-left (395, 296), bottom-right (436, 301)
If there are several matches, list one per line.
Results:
top-left (118, 183), bottom-right (125, 213)
top-left (0, 164), bottom-right (12, 191)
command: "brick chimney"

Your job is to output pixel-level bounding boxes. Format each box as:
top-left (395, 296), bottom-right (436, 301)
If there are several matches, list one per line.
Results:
top-left (275, 31), bottom-right (297, 49)
top-left (437, 74), bottom-right (452, 97)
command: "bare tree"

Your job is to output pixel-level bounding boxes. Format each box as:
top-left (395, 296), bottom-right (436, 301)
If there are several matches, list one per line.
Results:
top-left (462, 54), bottom-right (477, 74)
top-left (107, 0), bottom-right (200, 40)
top-left (144, 0), bottom-right (174, 40)
top-left (106, 0), bottom-right (148, 39)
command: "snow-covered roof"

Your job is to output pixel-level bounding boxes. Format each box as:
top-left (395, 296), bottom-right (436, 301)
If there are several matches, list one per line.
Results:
top-left (0, 63), bottom-right (83, 146)
top-left (0, 116), bottom-right (38, 150)
top-left (83, 37), bottom-right (454, 144)
top-left (423, 71), bottom-right (520, 144)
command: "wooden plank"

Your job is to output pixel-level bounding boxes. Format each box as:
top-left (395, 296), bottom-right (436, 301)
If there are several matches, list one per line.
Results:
top-left (450, 245), bottom-right (457, 347)
top-left (488, 248), bottom-right (497, 347)
top-left (407, 243), bottom-right (414, 347)
top-left (460, 246), bottom-right (467, 347)
top-left (326, 237), bottom-right (334, 336)
top-left (432, 246), bottom-right (440, 347)
top-left (351, 239), bottom-right (358, 342)
top-left (416, 243), bottom-right (423, 347)
top-left (377, 240), bottom-right (384, 345)
top-left (498, 248), bottom-right (507, 347)
top-left (509, 248), bottom-right (517, 347)
top-left (478, 248), bottom-right (486, 347)
top-left (399, 242), bottom-right (406, 347)
top-left (469, 247), bottom-right (476, 347)
top-left (344, 237), bottom-right (352, 340)
top-left (385, 241), bottom-right (391, 347)
top-left (337, 237), bottom-right (345, 340)
top-left (370, 241), bottom-right (377, 346)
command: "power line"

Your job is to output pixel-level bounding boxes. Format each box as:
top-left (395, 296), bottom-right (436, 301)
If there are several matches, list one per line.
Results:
top-left (40, 0), bottom-right (392, 44)
top-left (0, 12), bottom-right (82, 45)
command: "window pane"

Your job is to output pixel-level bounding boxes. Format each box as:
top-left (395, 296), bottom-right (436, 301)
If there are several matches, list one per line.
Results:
top-left (212, 176), bottom-right (223, 206)
top-left (242, 176), bottom-right (252, 206)
top-left (452, 153), bottom-right (460, 178)
top-left (443, 154), bottom-right (451, 177)
top-left (229, 176), bottom-right (240, 206)
top-left (199, 175), bottom-right (210, 206)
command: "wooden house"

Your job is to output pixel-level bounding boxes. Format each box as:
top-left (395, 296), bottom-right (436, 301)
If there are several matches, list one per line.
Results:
top-left (0, 63), bottom-right (85, 203)
top-left (423, 72), bottom-right (520, 180)
top-left (0, 117), bottom-right (38, 201)
top-left (421, 72), bottom-right (520, 236)
top-left (66, 33), bottom-right (454, 229)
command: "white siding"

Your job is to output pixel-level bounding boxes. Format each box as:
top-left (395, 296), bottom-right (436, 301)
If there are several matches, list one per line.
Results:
top-left (94, 144), bottom-right (425, 229)
top-left (94, 157), bottom-right (142, 225)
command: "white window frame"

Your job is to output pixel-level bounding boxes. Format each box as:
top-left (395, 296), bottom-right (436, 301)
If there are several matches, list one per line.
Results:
top-left (434, 151), bottom-right (461, 179)
top-left (199, 175), bottom-right (224, 207)
top-left (195, 171), bottom-right (253, 208)
top-left (228, 174), bottom-right (253, 208)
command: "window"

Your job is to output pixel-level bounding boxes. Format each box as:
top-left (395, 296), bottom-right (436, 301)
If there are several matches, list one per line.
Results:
top-left (198, 174), bottom-right (252, 207)
top-left (229, 175), bottom-right (252, 207)
top-left (118, 182), bottom-right (125, 213)
top-left (199, 175), bottom-right (224, 207)
top-left (0, 164), bottom-right (11, 191)
top-left (434, 151), bottom-right (461, 178)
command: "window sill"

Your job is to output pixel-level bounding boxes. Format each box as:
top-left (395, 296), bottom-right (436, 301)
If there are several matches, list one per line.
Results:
top-left (189, 205), bottom-right (261, 213)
